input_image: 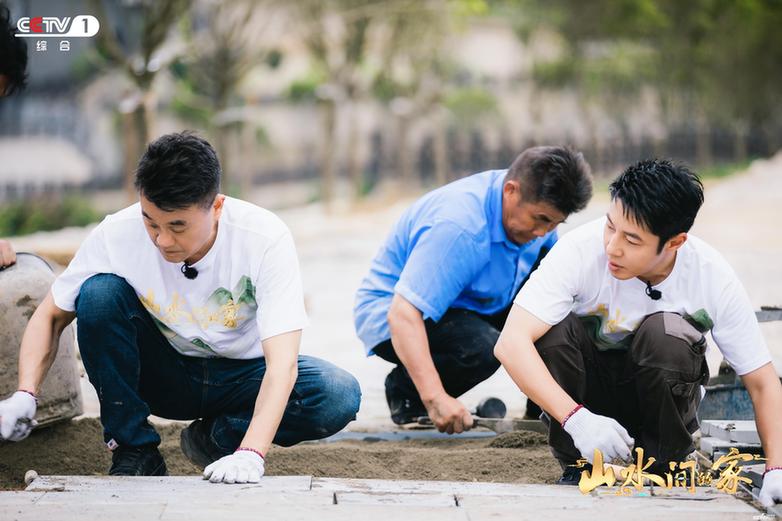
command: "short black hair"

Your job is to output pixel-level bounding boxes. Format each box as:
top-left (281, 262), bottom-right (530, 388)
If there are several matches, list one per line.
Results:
top-left (135, 132), bottom-right (221, 211)
top-left (609, 159), bottom-right (704, 252)
top-left (0, 5), bottom-right (28, 95)
top-left (505, 146), bottom-right (593, 216)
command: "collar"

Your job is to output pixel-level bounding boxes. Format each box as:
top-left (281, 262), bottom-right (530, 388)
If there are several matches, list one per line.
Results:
top-left (487, 171), bottom-right (519, 249)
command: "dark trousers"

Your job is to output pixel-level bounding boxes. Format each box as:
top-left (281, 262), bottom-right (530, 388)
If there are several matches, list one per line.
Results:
top-left (373, 307), bottom-right (509, 410)
top-left (76, 274), bottom-right (361, 453)
top-left (536, 312), bottom-right (709, 470)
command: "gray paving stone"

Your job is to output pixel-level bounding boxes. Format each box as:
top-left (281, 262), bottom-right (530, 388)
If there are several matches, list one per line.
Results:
top-left (1, 502), bottom-right (166, 521)
top-left (159, 504), bottom-right (472, 521)
top-left (700, 435), bottom-right (761, 456)
top-left (25, 474), bottom-right (312, 492)
top-left (0, 475), bottom-right (760, 520)
top-left (312, 478), bottom-right (583, 497)
top-left (701, 420), bottom-right (761, 443)
top-left (464, 507), bottom-right (756, 521)
top-left (334, 491), bottom-right (457, 506)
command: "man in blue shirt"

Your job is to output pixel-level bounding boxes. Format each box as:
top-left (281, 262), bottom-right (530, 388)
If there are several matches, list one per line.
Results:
top-left (354, 146), bottom-right (593, 433)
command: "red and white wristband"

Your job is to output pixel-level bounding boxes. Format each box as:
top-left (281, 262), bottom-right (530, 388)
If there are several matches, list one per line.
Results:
top-left (764, 466), bottom-right (782, 477)
top-left (236, 447), bottom-right (265, 460)
top-left (561, 404), bottom-right (584, 428)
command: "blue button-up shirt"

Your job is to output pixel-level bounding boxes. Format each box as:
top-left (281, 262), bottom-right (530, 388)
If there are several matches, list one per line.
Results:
top-left (353, 170), bottom-right (558, 355)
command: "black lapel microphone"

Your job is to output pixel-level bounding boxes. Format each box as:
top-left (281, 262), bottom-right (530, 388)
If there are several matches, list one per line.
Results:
top-left (645, 280), bottom-right (661, 300)
top-left (181, 263), bottom-right (198, 279)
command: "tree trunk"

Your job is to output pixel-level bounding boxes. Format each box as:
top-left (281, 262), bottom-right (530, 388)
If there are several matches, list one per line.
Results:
top-left (762, 123), bottom-right (781, 157)
top-left (433, 107), bottom-right (449, 187)
top-left (346, 101), bottom-right (364, 202)
top-left (240, 123), bottom-right (255, 199)
top-left (695, 108), bottom-right (713, 168)
top-left (397, 114), bottom-right (414, 191)
top-left (584, 106), bottom-right (605, 175)
top-left (732, 121), bottom-right (748, 164)
top-left (120, 91), bottom-right (152, 203)
top-left (319, 99), bottom-right (338, 209)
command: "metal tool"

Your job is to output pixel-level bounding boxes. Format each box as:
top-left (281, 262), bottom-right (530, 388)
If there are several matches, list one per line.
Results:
top-left (414, 396), bottom-right (547, 434)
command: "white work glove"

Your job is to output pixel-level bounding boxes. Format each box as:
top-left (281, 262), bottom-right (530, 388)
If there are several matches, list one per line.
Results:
top-left (759, 469), bottom-right (782, 507)
top-left (0, 391), bottom-right (37, 441)
top-left (203, 449), bottom-right (265, 484)
top-left (562, 406), bottom-right (634, 464)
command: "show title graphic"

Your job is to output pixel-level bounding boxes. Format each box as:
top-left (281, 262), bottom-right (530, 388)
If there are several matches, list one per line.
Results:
top-left (576, 447), bottom-right (762, 496)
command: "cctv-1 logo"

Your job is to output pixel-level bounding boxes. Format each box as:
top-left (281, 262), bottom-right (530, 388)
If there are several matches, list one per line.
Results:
top-left (15, 15), bottom-right (100, 38)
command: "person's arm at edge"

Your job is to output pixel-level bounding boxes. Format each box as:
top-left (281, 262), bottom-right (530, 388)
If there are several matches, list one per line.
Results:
top-left (385, 221), bottom-right (483, 434)
top-left (388, 293), bottom-right (472, 428)
top-left (493, 304), bottom-right (579, 423)
top-left (18, 291), bottom-right (75, 394)
top-left (742, 363), bottom-right (782, 468)
top-left (387, 293), bottom-right (444, 404)
top-left (238, 329), bottom-right (300, 457)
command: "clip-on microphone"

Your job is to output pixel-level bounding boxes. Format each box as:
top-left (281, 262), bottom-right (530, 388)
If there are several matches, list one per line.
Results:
top-left (645, 280), bottom-right (661, 300)
top-left (181, 263), bottom-right (198, 279)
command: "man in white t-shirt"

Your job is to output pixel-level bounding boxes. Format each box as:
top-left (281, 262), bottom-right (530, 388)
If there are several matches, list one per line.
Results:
top-left (495, 159), bottom-right (782, 505)
top-left (0, 132), bottom-right (361, 483)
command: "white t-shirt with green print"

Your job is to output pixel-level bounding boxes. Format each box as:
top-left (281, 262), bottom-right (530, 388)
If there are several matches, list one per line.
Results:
top-left (515, 217), bottom-right (770, 376)
top-left (52, 197), bottom-right (308, 359)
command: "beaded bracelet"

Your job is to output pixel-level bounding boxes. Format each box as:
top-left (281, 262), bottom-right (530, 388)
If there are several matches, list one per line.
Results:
top-left (237, 446), bottom-right (265, 460)
top-left (561, 404), bottom-right (584, 428)
top-left (764, 466), bottom-right (782, 476)
top-left (17, 389), bottom-right (37, 403)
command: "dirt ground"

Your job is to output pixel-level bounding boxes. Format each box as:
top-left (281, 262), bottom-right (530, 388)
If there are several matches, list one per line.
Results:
top-left (0, 418), bottom-right (559, 490)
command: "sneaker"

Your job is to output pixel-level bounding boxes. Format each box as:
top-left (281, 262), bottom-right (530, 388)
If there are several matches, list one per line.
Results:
top-left (523, 399), bottom-right (542, 420)
top-left (385, 372), bottom-right (427, 425)
top-left (389, 397), bottom-right (428, 425)
top-left (180, 418), bottom-right (228, 469)
top-left (556, 462), bottom-right (593, 486)
top-left (109, 444), bottom-right (167, 476)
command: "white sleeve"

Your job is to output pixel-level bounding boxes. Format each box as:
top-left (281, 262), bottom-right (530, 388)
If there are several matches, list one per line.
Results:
top-left (712, 276), bottom-right (771, 376)
top-left (514, 236), bottom-right (582, 325)
top-left (50, 223), bottom-right (111, 312)
top-left (255, 231), bottom-right (309, 341)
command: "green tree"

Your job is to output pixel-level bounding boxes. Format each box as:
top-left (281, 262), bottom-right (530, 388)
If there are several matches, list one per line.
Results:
top-left (90, 0), bottom-right (191, 200)
top-left (500, 0), bottom-right (782, 166)
top-left (171, 0), bottom-right (282, 195)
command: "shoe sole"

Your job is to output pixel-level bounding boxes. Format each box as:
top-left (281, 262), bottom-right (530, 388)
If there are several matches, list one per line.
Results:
top-left (109, 461), bottom-right (168, 476)
top-left (149, 461), bottom-right (168, 476)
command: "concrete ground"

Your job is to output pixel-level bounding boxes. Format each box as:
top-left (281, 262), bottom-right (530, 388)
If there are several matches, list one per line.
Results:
top-left (0, 475), bottom-right (762, 521)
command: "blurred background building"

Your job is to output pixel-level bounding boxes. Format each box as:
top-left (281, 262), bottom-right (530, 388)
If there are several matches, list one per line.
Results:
top-left (1, 0), bottom-right (781, 230)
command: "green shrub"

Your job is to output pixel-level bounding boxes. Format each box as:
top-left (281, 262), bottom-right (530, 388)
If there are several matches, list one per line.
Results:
top-left (444, 87), bottom-right (498, 125)
top-left (698, 160), bottom-right (755, 179)
top-left (0, 196), bottom-right (103, 236)
top-left (286, 74), bottom-right (323, 103)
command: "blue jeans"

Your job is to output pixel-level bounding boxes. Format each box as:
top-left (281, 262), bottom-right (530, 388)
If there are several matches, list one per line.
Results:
top-left (76, 274), bottom-right (361, 452)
